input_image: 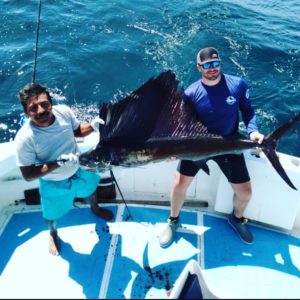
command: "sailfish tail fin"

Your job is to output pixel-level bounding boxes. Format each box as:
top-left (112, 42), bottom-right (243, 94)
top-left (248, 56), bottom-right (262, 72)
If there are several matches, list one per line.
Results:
top-left (266, 113), bottom-right (300, 140)
top-left (262, 147), bottom-right (297, 190)
top-left (262, 113), bottom-right (300, 190)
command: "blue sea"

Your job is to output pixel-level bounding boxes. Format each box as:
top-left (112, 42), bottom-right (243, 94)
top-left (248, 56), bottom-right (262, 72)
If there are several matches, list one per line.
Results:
top-left (1, 0), bottom-right (299, 156)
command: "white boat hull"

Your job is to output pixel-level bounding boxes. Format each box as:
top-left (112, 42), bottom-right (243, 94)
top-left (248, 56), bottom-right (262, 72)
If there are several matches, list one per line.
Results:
top-left (1, 132), bottom-right (300, 233)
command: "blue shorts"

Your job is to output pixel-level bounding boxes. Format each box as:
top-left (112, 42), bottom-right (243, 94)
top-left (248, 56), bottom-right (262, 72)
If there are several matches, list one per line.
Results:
top-left (39, 168), bottom-right (101, 221)
top-left (177, 154), bottom-right (250, 184)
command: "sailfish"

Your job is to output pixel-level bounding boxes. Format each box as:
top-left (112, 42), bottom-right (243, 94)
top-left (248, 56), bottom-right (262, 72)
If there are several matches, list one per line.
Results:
top-left (79, 70), bottom-right (300, 190)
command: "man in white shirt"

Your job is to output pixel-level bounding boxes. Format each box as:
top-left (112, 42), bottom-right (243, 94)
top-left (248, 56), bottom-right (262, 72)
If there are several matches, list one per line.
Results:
top-left (15, 83), bottom-right (114, 256)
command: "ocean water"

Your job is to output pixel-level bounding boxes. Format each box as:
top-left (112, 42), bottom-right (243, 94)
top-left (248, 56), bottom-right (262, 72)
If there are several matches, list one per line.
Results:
top-left (1, 0), bottom-right (299, 155)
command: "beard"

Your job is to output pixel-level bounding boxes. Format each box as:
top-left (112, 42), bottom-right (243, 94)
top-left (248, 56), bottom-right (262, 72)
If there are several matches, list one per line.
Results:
top-left (202, 69), bottom-right (221, 81)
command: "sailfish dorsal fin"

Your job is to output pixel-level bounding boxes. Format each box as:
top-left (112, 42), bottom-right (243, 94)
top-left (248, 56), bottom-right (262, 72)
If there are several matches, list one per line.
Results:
top-left (99, 70), bottom-right (178, 144)
top-left (98, 70), bottom-right (215, 146)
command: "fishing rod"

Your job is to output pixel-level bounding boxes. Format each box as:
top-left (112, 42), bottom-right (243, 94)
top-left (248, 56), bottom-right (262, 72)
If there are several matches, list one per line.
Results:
top-left (32, 0), bottom-right (42, 84)
top-left (18, 0), bottom-right (42, 127)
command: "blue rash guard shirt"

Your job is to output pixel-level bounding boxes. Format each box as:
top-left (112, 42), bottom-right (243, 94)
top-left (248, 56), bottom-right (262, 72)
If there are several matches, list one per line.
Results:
top-left (182, 73), bottom-right (258, 137)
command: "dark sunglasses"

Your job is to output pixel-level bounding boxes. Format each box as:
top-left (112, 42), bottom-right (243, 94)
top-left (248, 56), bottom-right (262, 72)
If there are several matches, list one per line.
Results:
top-left (200, 61), bottom-right (221, 70)
top-left (28, 101), bottom-right (51, 113)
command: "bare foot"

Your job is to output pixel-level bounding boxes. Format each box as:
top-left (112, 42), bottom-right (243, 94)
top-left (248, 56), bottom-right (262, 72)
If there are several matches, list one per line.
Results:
top-left (91, 205), bottom-right (114, 221)
top-left (49, 231), bottom-right (60, 256)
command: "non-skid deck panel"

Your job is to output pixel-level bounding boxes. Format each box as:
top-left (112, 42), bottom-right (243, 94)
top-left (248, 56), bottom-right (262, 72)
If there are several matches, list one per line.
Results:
top-left (0, 204), bottom-right (200, 299)
top-left (0, 205), bottom-right (118, 298)
top-left (105, 206), bottom-right (199, 299)
top-left (202, 214), bottom-right (300, 298)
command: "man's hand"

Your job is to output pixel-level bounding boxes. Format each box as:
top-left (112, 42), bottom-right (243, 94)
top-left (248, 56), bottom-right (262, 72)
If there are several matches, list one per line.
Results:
top-left (91, 116), bottom-right (105, 132)
top-left (57, 153), bottom-right (79, 167)
top-left (250, 131), bottom-right (264, 144)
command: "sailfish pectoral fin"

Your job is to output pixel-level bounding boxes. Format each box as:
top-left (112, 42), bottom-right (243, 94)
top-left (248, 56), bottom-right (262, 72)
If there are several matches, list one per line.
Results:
top-left (262, 148), bottom-right (297, 190)
top-left (199, 161), bottom-right (210, 175)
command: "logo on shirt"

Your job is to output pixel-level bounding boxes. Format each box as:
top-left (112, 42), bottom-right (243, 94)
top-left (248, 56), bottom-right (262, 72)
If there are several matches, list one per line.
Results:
top-left (245, 89), bottom-right (249, 99)
top-left (226, 96), bottom-right (236, 105)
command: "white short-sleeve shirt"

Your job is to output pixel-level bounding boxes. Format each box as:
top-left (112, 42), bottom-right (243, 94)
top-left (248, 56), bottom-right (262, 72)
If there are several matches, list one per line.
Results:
top-left (15, 104), bottom-right (81, 181)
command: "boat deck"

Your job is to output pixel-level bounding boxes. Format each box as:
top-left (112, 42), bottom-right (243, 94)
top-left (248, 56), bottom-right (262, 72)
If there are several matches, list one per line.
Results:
top-left (0, 202), bottom-right (300, 298)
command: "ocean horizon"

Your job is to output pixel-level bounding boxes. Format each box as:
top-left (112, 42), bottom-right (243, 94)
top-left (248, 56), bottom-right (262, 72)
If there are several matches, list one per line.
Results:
top-left (1, 0), bottom-right (299, 156)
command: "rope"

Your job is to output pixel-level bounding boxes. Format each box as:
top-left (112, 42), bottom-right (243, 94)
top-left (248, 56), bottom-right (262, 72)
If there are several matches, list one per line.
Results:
top-left (110, 169), bottom-right (132, 220)
top-left (32, 0), bottom-right (42, 84)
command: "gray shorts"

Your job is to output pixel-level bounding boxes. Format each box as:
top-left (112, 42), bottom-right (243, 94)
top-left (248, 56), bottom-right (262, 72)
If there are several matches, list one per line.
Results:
top-left (177, 154), bottom-right (250, 184)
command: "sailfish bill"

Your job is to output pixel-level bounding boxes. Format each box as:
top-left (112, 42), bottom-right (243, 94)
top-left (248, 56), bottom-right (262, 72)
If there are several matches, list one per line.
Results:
top-left (79, 70), bottom-right (300, 190)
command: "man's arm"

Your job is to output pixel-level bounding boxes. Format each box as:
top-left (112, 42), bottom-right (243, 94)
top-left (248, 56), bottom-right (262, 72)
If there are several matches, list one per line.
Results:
top-left (73, 117), bottom-right (105, 137)
top-left (249, 131), bottom-right (264, 144)
top-left (73, 123), bottom-right (94, 137)
top-left (20, 162), bottom-right (60, 181)
top-left (238, 81), bottom-right (264, 144)
top-left (20, 153), bottom-right (80, 181)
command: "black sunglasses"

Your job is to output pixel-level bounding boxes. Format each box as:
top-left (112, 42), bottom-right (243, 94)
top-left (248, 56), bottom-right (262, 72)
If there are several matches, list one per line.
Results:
top-left (200, 61), bottom-right (221, 70)
top-left (28, 101), bottom-right (51, 113)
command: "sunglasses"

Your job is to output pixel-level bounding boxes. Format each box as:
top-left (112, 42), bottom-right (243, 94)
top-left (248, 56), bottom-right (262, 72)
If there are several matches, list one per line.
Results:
top-left (200, 61), bottom-right (221, 70)
top-left (28, 100), bottom-right (51, 113)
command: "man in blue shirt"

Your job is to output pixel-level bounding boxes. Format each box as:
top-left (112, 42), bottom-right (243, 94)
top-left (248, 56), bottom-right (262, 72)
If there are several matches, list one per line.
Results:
top-left (159, 47), bottom-right (264, 247)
